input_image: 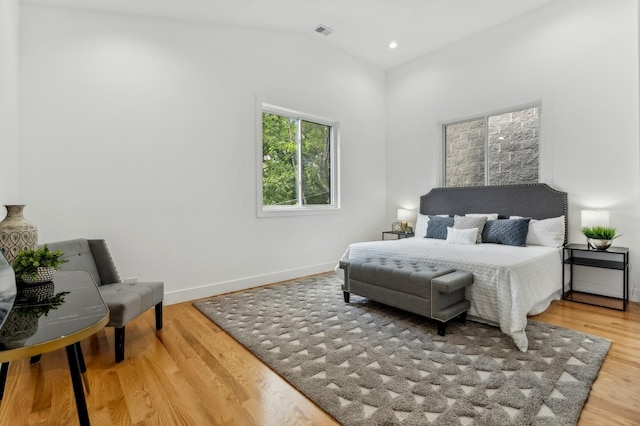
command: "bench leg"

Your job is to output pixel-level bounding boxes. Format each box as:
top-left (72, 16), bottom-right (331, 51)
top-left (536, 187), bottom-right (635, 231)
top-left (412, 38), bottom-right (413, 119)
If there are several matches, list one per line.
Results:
top-left (437, 322), bottom-right (447, 336)
top-left (343, 291), bottom-right (350, 303)
top-left (458, 311), bottom-right (467, 324)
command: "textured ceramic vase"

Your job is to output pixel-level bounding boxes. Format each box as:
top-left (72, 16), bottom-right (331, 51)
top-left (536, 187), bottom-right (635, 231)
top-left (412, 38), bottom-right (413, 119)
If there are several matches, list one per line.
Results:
top-left (20, 266), bottom-right (56, 284)
top-left (0, 205), bottom-right (38, 264)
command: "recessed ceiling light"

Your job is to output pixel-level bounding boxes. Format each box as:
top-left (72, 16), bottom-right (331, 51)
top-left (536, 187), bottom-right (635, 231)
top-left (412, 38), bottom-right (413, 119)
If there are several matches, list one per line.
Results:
top-left (389, 41), bottom-right (398, 49)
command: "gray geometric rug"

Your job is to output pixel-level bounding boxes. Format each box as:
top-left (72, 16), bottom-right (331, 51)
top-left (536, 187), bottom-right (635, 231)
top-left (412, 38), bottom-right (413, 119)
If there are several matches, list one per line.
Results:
top-left (193, 273), bottom-right (610, 426)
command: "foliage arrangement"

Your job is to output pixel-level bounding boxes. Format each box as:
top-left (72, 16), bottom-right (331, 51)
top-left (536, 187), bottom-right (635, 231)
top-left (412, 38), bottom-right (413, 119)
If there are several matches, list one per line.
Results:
top-left (13, 291), bottom-right (69, 320)
top-left (581, 226), bottom-right (620, 240)
top-left (12, 244), bottom-right (68, 280)
top-left (262, 112), bottom-right (331, 206)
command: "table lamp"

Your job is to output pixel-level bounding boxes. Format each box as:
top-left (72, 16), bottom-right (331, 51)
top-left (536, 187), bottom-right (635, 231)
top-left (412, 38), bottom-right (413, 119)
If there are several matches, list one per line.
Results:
top-left (397, 209), bottom-right (412, 233)
top-left (581, 210), bottom-right (610, 228)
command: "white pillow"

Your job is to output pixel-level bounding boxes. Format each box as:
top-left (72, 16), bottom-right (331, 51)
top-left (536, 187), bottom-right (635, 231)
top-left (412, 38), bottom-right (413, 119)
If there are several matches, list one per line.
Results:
top-left (446, 226), bottom-right (478, 245)
top-left (414, 214), bottom-right (429, 238)
top-left (466, 213), bottom-right (499, 220)
top-left (510, 215), bottom-right (565, 247)
top-left (414, 214), bottom-right (449, 238)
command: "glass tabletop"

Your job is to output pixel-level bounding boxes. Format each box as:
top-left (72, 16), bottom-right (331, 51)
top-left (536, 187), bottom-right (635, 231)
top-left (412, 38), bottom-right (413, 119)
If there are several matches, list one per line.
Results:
top-left (0, 271), bottom-right (109, 360)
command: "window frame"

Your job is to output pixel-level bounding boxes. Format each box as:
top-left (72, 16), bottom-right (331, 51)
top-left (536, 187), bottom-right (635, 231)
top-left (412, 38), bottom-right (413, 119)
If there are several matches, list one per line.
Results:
top-left (257, 100), bottom-right (340, 217)
top-left (441, 103), bottom-right (541, 187)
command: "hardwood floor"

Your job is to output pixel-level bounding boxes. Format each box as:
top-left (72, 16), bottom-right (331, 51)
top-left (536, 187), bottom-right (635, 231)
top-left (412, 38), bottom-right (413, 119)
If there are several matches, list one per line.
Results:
top-left (0, 291), bottom-right (638, 425)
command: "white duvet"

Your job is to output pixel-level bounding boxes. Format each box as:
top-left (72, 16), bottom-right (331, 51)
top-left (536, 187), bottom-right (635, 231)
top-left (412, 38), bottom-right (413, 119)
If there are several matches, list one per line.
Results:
top-left (339, 237), bottom-right (563, 351)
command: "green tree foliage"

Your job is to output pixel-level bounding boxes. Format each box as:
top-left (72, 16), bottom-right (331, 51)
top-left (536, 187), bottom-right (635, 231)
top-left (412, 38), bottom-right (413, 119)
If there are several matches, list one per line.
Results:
top-left (262, 112), bottom-right (331, 206)
top-left (301, 120), bottom-right (331, 204)
top-left (262, 113), bottom-right (297, 205)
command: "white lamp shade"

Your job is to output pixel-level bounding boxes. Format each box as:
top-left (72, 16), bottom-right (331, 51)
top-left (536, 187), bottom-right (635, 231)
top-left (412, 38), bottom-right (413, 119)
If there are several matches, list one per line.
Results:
top-left (397, 208), bottom-right (412, 221)
top-left (581, 210), bottom-right (610, 228)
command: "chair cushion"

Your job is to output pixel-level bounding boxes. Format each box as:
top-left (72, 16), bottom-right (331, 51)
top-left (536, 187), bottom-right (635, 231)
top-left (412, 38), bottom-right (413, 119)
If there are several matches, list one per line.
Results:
top-left (99, 281), bottom-right (164, 328)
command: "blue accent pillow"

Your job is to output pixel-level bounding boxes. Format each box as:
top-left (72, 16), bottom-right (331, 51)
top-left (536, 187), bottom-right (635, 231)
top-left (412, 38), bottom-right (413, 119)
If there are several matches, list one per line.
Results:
top-left (426, 216), bottom-right (454, 239)
top-left (482, 218), bottom-right (531, 246)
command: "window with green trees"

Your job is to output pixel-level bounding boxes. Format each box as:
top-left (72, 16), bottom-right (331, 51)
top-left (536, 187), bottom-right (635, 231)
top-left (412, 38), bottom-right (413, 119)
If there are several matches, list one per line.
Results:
top-left (259, 103), bottom-right (339, 214)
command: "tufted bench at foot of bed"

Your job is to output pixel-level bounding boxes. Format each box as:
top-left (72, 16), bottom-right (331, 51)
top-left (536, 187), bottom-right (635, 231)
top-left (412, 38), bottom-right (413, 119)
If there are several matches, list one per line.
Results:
top-left (339, 257), bottom-right (473, 336)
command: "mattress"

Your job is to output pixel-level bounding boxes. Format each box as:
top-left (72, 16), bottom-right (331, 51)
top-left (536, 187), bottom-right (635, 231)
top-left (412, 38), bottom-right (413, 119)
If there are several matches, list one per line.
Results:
top-left (339, 237), bottom-right (563, 351)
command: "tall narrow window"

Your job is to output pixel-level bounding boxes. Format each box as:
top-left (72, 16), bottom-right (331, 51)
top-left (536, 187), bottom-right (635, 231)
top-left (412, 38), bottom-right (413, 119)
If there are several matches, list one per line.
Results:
top-left (444, 106), bottom-right (539, 187)
top-left (259, 102), bottom-right (339, 215)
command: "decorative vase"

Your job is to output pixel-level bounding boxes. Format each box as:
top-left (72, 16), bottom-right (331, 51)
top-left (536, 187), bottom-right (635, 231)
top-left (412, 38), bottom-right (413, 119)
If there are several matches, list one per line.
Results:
top-left (587, 238), bottom-right (612, 251)
top-left (0, 257), bottom-right (17, 330)
top-left (0, 205), bottom-right (38, 264)
top-left (18, 280), bottom-right (55, 301)
top-left (20, 266), bottom-right (56, 284)
top-left (0, 309), bottom-right (39, 349)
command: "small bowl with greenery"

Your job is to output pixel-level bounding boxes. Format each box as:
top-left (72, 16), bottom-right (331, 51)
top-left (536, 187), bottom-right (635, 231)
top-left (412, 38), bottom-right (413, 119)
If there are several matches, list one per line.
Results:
top-left (12, 245), bottom-right (68, 284)
top-left (581, 226), bottom-right (620, 250)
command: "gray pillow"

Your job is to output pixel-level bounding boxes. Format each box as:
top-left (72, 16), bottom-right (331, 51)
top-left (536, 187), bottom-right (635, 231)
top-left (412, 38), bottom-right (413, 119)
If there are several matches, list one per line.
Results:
top-left (454, 215), bottom-right (487, 243)
top-left (426, 216), bottom-right (454, 239)
top-left (482, 218), bottom-right (531, 246)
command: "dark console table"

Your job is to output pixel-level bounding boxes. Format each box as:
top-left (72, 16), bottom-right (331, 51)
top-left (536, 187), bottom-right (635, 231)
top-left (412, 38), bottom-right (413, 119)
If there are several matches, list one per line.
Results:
top-left (562, 244), bottom-right (629, 311)
top-left (0, 271), bottom-right (109, 425)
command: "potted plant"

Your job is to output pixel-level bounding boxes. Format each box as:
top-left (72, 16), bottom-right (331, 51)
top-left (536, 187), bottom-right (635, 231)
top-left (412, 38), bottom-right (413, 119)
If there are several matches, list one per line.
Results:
top-left (581, 226), bottom-right (620, 250)
top-left (12, 244), bottom-right (68, 284)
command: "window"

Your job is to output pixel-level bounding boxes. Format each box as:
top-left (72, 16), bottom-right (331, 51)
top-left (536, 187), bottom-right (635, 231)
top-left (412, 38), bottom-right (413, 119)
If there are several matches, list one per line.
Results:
top-left (258, 102), bottom-right (339, 216)
top-left (443, 105), bottom-right (539, 187)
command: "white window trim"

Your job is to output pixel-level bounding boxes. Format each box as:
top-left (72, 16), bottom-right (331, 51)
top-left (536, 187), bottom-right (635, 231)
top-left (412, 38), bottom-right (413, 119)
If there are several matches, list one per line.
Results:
top-left (256, 99), bottom-right (341, 218)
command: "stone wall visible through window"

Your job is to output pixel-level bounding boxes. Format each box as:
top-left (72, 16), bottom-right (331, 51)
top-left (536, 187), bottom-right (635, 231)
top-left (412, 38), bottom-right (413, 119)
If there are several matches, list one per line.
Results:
top-left (444, 106), bottom-right (539, 187)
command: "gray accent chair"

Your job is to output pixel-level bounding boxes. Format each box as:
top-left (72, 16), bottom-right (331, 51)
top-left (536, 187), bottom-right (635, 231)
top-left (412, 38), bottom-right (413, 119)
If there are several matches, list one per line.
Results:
top-left (47, 238), bottom-right (164, 363)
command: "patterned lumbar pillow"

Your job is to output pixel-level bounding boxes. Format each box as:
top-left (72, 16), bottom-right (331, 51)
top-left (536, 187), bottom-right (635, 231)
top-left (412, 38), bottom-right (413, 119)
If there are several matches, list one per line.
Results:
top-left (454, 215), bottom-right (487, 243)
top-left (482, 218), bottom-right (531, 246)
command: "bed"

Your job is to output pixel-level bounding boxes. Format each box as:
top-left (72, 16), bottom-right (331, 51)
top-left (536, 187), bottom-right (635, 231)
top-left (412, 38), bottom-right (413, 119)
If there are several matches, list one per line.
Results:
top-left (339, 183), bottom-right (568, 351)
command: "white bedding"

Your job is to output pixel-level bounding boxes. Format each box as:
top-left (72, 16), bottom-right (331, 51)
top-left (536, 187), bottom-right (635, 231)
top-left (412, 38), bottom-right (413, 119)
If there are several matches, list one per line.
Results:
top-left (339, 237), bottom-right (563, 351)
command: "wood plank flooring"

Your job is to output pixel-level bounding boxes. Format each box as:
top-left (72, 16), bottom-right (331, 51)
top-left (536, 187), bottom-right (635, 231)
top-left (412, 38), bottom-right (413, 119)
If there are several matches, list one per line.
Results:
top-left (0, 287), bottom-right (638, 425)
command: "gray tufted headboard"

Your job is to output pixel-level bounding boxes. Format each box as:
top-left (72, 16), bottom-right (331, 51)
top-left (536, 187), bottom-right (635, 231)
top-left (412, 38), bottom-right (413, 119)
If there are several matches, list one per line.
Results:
top-left (419, 183), bottom-right (568, 244)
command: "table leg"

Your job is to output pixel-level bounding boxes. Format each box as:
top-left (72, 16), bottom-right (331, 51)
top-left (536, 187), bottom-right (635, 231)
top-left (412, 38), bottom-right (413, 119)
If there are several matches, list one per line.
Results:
top-left (75, 342), bottom-right (90, 394)
top-left (66, 344), bottom-right (90, 426)
top-left (0, 362), bottom-right (9, 400)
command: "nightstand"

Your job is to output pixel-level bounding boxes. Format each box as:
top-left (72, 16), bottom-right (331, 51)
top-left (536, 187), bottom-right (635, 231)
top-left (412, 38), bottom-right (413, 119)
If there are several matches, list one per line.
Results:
top-left (562, 244), bottom-right (629, 311)
top-left (382, 231), bottom-right (414, 240)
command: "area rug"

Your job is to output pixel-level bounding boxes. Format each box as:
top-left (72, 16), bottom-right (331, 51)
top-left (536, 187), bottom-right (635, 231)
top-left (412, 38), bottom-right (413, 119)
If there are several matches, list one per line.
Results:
top-left (193, 273), bottom-right (610, 426)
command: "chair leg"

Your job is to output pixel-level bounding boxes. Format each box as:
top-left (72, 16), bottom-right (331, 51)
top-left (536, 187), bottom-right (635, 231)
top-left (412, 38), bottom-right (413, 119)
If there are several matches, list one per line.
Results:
top-left (115, 327), bottom-right (125, 363)
top-left (155, 302), bottom-right (163, 330)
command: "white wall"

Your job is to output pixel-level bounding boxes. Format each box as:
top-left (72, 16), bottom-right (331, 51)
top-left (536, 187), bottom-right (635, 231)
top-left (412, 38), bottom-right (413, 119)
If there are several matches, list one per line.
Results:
top-left (0, 0), bottom-right (20, 203)
top-left (18, 5), bottom-right (387, 303)
top-left (387, 0), bottom-right (640, 300)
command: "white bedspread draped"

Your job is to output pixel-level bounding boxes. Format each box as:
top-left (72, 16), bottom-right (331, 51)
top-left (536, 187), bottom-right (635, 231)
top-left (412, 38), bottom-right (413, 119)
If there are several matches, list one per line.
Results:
top-left (338, 238), bottom-right (563, 351)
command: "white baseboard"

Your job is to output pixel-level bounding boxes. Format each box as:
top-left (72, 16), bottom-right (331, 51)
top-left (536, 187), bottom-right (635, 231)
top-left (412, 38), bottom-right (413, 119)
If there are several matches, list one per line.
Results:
top-left (164, 261), bottom-right (338, 305)
top-left (630, 285), bottom-right (640, 303)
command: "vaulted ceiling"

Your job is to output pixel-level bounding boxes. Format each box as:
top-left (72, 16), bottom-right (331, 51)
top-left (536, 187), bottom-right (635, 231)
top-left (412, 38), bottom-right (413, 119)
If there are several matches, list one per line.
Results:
top-left (22, 0), bottom-right (558, 69)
